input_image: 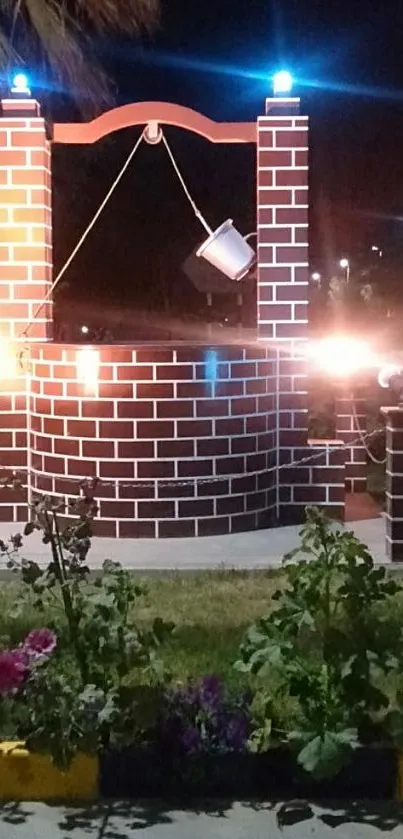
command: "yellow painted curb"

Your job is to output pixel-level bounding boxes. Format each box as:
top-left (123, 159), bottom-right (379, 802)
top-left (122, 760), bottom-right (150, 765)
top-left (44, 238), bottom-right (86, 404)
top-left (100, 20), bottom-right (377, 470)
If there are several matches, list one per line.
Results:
top-left (0, 741), bottom-right (98, 801)
top-left (396, 752), bottom-right (403, 800)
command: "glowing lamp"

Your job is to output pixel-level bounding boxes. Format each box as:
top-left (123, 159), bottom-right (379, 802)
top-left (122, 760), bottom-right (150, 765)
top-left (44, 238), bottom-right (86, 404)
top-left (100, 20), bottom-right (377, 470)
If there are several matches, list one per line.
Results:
top-left (339, 258), bottom-right (349, 269)
top-left (76, 348), bottom-right (99, 394)
top-left (11, 73), bottom-right (31, 97)
top-left (306, 337), bottom-right (378, 378)
top-left (311, 272), bottom-right (321, 282)
top-left (272, 70), bottom-right (293, 96)
top-left (81, 325), bottom-right (89, 335)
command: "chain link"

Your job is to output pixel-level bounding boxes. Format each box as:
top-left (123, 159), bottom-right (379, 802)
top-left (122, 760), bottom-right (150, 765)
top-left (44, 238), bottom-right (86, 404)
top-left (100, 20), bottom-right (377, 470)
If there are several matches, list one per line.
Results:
top-left (5, 424), bottom-right (385, 491)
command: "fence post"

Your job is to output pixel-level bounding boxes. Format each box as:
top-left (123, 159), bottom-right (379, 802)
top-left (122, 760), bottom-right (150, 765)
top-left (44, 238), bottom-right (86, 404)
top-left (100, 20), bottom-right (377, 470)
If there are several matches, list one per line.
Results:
top-left (382, 406), bottom-right (403, 562)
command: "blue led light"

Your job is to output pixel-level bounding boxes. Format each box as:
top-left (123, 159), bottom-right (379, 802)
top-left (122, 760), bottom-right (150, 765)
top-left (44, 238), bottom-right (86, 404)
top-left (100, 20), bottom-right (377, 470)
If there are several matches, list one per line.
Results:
top-left (11, 73), bottom-right (31, 96)
top-left (273, 70), bottom-right (293, 96)
top-left (205, 350), bottom-right (218, 383)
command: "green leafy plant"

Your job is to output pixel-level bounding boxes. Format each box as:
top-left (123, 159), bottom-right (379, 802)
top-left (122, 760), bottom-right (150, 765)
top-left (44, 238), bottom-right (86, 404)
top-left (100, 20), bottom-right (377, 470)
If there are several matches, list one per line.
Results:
top-left (235, 507), bottom-right (403, 779)
top-left (0, 486), bottom-right (174, 766)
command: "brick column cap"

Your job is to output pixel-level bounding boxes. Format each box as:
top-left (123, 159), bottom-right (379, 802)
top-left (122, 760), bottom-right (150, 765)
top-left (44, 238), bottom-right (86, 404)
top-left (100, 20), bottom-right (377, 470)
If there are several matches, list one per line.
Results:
top-left (381, 406), bottom-right (403, 427)
top-left (265, 97), bottom-right (301, 116)
top-left (1, 98), bottom-right (40, 116)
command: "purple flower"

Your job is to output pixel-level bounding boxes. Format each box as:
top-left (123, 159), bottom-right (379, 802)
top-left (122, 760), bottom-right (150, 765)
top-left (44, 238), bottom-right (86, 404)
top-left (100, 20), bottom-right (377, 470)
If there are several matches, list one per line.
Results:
top-left (0, 649), bottom-right (28, 695)
top-left (182, 727), bottom-right (202, 754)
top-left (24, 628), bottom-right (57, 659)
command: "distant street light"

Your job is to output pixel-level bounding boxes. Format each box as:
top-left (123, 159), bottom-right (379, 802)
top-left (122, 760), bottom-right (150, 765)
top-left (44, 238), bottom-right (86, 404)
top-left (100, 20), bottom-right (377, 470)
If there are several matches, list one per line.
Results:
top-left (339, 258), bottom-right (350, 283)
top-left (311, 272), bottom-right (321, 282)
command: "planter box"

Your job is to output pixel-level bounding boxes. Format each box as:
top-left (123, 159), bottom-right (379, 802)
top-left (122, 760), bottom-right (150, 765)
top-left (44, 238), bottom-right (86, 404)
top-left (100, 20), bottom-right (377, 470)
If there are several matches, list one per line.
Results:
top-left (0, 741), bottom-right (98, 801)
top-left (100, 744), bottom-right (398, 800)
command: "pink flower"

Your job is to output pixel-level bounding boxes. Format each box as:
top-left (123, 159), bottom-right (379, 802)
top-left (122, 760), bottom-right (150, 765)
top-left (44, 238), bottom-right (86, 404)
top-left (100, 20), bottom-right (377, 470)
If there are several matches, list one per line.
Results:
top-left (24, 628), bottom-right (57, 659)
top-left (0, 650), bottom-right (28, 695)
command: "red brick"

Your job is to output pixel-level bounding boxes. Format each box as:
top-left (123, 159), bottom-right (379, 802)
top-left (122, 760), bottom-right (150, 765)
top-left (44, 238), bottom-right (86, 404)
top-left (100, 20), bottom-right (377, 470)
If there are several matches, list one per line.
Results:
top-left (258, 266), bottom-right (292, 283)
top-left (43, 381), bottom-right (63, 396)
top-left (67, 459), bottom-right (97, 477)
top-left (259, 227), bottom-right (292, 244)
top-left (258, 208), bottom-right (273, 225)
top-left (158, 440), bottom-right (194, 458)
top-left (178, 460), bottom-right (213, 477)
top-left (157, 400), bottom-right (194, 419)
top-left (99, 383), bottom-right (134, 399)
top-left (116, 365), bottom-right (153, 381)
top-left (199, 517), bottom-right (230, 536)
top-left (0, 432), bottom-right (13, 448)
top-left (275, 322), bottom-right (308, 339)
top-left (137, 382), bottom-right (173, 399)
top-left (295, 189), bottom-right (309, 205)
top-left (280, 430), bottom-right (307, 447)
top-left (118, 441), bottom-right (154, 458)
top-left (82, 401), bottom-right (114, 418)
top-left (54, 400), bottom-right (79, 417)
top-left (100, 461), bottom-right (135, 479)
top-left (179, 499), bottom-right (214, 517)
top-left (259, 170), bottom-right (273, 187)
top-left (246, 378), bottom-right (269, 395)
top-left (259, 150), bottom-right (292, 167)
top-left (67, 420), bottom-right (96, 437)
top-left (231, 362), bottom-right (257, 378)
top-left (216, 418), bottom-right (245, 436)
top-left (0, 506), bottom-right (14, 522)
top-left (259, 303), bottom-right (292, 320)
top-left (275, 283), bottom-right (307, 301)
top-left (275, 130), bottom-right (308, 148)
top-left (258, 189), bottom-right (292, 205)
top-left (196, 400), bottom-right (229, 418)
top-left (100, 500), bottom-right (135, 518)
top-left (137, 461), bottom-right (175, 479)
top-left (177, 382), bottom-right (208, 398)
top-left (275, 207), bottom-right (307, 224)
top-left (159, 520), bottom-right (196, 538)
top-left (293, 486), bottom-right (326, 503)
top-left (82, 440), bottom-right (115, 458)
top-left (257, 285), bottom-right (272, 302)
top-left (138, 500), bottom-right (175, 518)
top-left (136, 349), bottom-right (173, 363)
top-left (276, 246), bottom-right (308, 264)
top-left (42, 417), bottom-right (65, 435)
top-left (119, 520), bottom-right (156, 537)
top-left (99, 421), bottom-right (134, 438)
top-left (217, 495), bottom-right (245, 515)
top-left (43, 456), bottom-right (66, 474)
top-left (137, 420), bottom-right (174, 439)
top-left (231, 436), bottom-right (257, 454)
top-left (54, 438), bottom-right (80, 456)
top-left (177, 420), bottom-right (212, 438)
top-left (215, 381), bottom-right (244, 397)
top-left (157, 364), bottom-right (193, 380)
top-left (197, 438), bottom-right (229, 457)
top-left (97, 366), bottom-right (114, 382)
top-left (231, 397), bottom-right (257, 416)
top-left (93, 520), bottom-right (118, 538)
top-left (276, 169), bottom-right (307, 187)
top-left (0, 449), bottom-right (26, 466)
top-left (117, 402), bottom-right (153, 419)
top-left (11, 131), bottom-right (46, 147)
top-left (258, 130), bottom-right (273, 146)
top-left (294, 226), bottom-right (308, 243)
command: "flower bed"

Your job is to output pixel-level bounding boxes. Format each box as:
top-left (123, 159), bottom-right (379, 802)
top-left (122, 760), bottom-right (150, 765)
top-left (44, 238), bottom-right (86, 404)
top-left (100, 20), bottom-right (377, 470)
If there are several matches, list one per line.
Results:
top-left (0, 491), bottom-right (403, 801)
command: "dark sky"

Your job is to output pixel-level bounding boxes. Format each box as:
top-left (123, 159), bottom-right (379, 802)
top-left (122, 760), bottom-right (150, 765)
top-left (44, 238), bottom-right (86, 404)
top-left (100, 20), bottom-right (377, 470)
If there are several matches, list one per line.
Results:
top-left (52, 0), bottom-right (403, 312)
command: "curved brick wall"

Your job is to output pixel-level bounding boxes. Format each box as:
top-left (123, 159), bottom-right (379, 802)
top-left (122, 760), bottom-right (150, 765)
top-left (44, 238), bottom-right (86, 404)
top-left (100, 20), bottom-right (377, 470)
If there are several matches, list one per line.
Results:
top-left (29, 343), bottom-right (278, 537)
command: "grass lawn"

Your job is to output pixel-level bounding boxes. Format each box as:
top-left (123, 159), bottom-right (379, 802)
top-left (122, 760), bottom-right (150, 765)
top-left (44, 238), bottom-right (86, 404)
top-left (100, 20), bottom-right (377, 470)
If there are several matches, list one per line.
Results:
top-left (0, 570), bottom-right (282, 687)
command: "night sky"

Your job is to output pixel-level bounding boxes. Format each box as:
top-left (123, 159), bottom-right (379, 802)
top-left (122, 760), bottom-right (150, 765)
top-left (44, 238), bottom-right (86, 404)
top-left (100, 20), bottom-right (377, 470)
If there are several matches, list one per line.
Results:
top-left (51, 0), bottom-right (403, 317)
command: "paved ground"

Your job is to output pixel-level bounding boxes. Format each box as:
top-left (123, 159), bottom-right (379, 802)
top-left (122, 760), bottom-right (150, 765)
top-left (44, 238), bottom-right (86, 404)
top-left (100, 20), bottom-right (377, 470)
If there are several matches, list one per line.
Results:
top-left (0, 515), bottom-right (391, 571)
top-left (0, 800), bottom-right (403, 838)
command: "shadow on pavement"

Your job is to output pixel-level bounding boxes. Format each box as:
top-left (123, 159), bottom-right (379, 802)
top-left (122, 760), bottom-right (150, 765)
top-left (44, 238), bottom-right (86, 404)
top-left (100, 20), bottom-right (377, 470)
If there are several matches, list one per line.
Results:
top-left (272, 800), bottom-right (403, 831)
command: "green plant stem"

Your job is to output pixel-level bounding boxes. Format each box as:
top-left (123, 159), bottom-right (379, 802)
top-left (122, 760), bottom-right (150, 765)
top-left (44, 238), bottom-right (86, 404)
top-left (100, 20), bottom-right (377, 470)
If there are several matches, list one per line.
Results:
top-left (46, 511), bottom-right (89, 685)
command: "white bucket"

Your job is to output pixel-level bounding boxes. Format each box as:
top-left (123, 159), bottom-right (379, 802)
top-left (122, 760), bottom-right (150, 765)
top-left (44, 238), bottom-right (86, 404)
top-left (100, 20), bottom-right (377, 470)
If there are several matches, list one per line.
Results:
top-left (196, 219), bottom-right (256, 281)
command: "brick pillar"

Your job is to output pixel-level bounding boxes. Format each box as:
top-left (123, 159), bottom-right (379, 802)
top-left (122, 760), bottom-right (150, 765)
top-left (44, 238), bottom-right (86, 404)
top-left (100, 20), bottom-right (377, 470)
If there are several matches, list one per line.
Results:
top-left (335, 387), bottom-right (367, 493)
top-left (382, 407), bottom-right (403, 562)
top-left (0, 97), bottom-right (53, 523)
top-left (257, 96), bottom-right (309, 523)
top-left (0, 97), bottom-right (52, 341)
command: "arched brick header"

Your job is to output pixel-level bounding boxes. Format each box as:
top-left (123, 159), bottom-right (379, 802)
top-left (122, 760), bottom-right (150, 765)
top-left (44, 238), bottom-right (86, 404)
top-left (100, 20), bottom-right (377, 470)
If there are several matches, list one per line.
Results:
top-left (53, 102), bottom-right (257, 145)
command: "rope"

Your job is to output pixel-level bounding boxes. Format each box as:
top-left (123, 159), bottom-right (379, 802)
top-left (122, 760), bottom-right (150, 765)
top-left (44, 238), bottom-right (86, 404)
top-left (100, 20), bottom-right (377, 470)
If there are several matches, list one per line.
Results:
top-left (351, 401), bottom-right (386, 465)
top-left (161, 132), bottom-right (213, 236)
top-left (20, 130), bottom-right (146, 338)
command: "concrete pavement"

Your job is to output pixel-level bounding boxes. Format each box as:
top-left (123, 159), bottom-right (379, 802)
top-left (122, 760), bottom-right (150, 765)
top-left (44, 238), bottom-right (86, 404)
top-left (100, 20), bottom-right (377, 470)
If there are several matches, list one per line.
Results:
top-left (0, 516), bottom-right (391, 571)
top-left (0, 800), bottom-right (403, 838)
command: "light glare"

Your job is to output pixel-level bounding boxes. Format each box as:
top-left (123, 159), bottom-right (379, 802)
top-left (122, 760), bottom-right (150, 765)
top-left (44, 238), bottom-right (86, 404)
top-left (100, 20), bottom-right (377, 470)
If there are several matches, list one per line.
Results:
top-left (76, 348), bottom-right (99, 394)
top-left (306, 337), bottom-right (378, 378)
top-left (11, 73), bottom-right (30, 95)
top-left (273, 70), bottom-right (293, 96)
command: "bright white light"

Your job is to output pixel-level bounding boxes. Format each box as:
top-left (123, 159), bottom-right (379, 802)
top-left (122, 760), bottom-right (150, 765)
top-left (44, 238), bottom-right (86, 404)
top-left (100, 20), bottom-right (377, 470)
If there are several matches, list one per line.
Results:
top-left (306, 337), bottom-right (378, 378)
top-left (378, 364), bottom-right (402, 389)
top-left (0, 339), bottom-right (18, 381)
top-left (76, 348), bottom-right (99, 394)
top-left (11, 73), bottom-right (30, 96)
top-left (339, 258), bottom-right (349, 269)
top-left (81, 325), bottom-right (89, 335)
top-left (311, 272), bottom-right (321, 281)
top-left (273, 70), bottom-right (293, 96)
top-left (371, 245), bottom-right (379, 252)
